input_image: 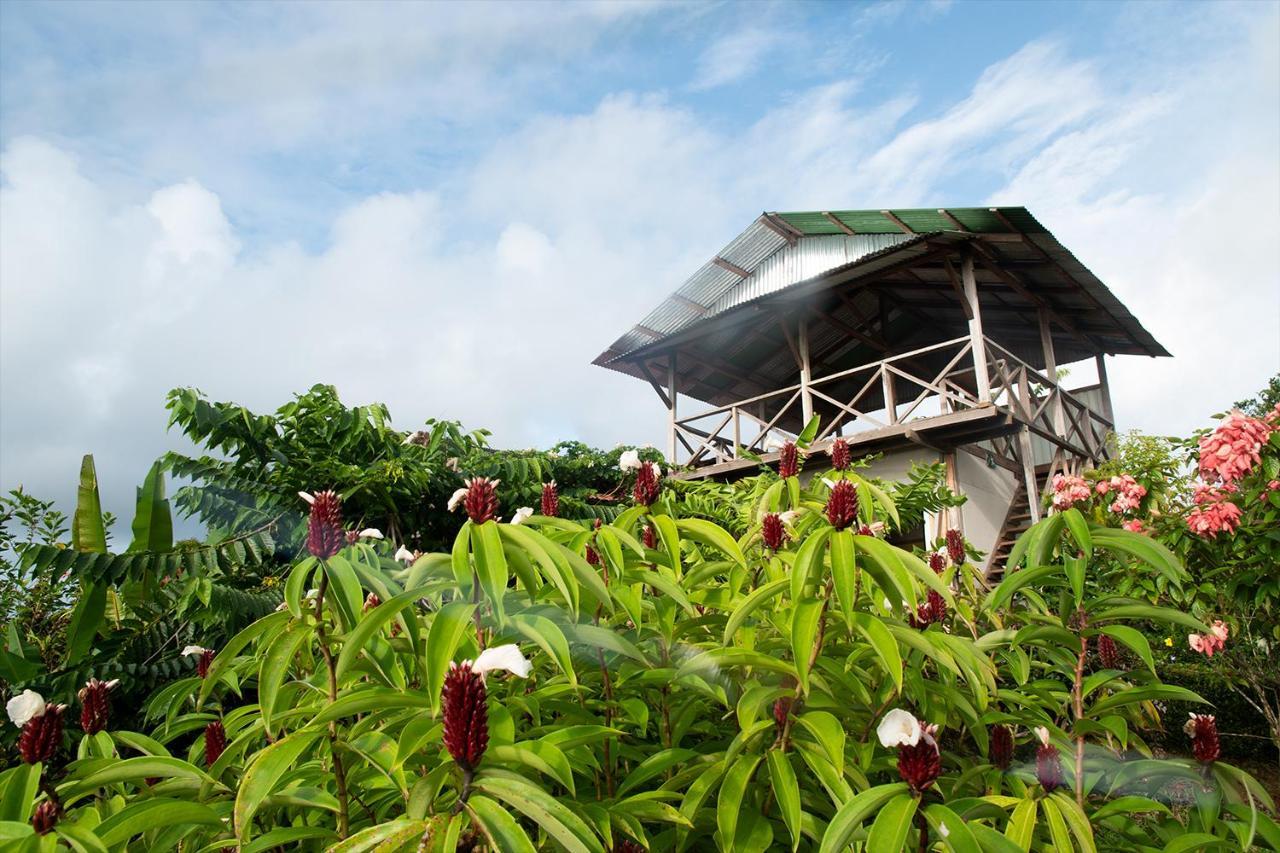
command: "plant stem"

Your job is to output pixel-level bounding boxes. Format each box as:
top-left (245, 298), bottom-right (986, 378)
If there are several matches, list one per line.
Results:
top-left (1072, 626), bottom-right (1087, 809)
top-left (916, 806), bottom-right (929, 853)
top-left (314, 572), bottom-right (351, 838)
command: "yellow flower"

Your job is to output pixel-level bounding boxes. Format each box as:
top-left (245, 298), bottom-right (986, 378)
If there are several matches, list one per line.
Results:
top-left (1164, 637), bottom-right (1174, 647)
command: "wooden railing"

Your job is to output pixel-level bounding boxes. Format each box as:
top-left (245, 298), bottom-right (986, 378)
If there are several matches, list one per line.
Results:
top-left (983, 339), bottom-right (1113, 464)
top-left (670, 335), bottom-right (1114, 468)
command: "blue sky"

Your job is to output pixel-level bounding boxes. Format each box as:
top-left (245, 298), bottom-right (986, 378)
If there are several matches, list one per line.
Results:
top-left (1, 0), bottom-right (1277, 524)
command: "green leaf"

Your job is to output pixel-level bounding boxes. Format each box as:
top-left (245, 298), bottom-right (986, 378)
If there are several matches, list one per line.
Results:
top-left (717, 755), bottom-right (761, 848)
top-left (64, 580), bottom-right (106, 666)
top-left (95, 799), bottom-right (222, 846)
top-left (923, 803), bottom-right (981, 853)
top-left (618, 749), bottom-right (700, 797)
top-left (197, 609), bottom-right (291, 707)
top-left (1090, 684), bottom-right (1205, 715)
top-left (723, 578), bottom-right (789, 645)
top-left (766, 751), bottom-right (802, 852)
top-left (1092, 603), bottom-right (1209, 634)
top-left (867, 793), bottom-right (917, 850)
top-left (1004, 798), bottom-right (1037, 850)
top-left (234, 729), bottom-right (321, 841)
top-left (651, 514), bottom-right (682, 578)
top-left (794, 711), bottom-right (847, 776)
top-left (819, 783), bottom-right (910, 853)
top-left (474, 774), bottom-right (605, 853)
top-left (487, 741), bottom-right (576, 794)
top-left (797, 414), bottom-right (821, 447)
top-left (65, 756), bottom-right (215, 793)
top-left (852, 612), bottom-right (902, 692)
top-left (1096, 625), bottom-right (1156, 675)
top-left (259, 621), bottom-right (312, 737)
top-left (830, 529), bottom-right (857, 626)
top-left (325, 819), bottom-right (433, 853)
top-left (1040, 797), bottom-right (1072, 852)
top-left (511, 614), bottom-right (576, 685)
top-left (424, 601), bottom-right (478, 715)
top-left (984, 564), bottom-right (1063, 612)
top-left (677, 518), bottom-right (746, 569)
top-left (335, 585), bottom-right (429, 682)
top-left (322, 554), bottom-right (364, 632)
top-left (0, 764), bottom-right (40, 822)
top-left (1089, 526), bottom-right (1184, 584)
top-left (71, 454), bottom-right (107, 553)
top-left (467, 794), bottom-right (538, 853)
top-left (790, 526), bottom-right (833, 601)
top-left (472, 521), bottom-right (509, 625)
top-left (128, 459), bottom-right (173, 553)
top-left (1061, 508), bottom-right (1091, 561)
top-left (792, 599), bottom-right (824, 693)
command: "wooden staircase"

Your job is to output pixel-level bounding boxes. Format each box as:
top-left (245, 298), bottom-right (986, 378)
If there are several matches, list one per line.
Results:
top-left (985, 473), bottom-right (1048, 582)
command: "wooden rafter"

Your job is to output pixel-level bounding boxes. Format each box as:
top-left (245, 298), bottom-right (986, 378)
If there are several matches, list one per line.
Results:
top-left (713, 256), bottom-right (751, 278)
top-left (881, 210), bottom-right (915, 234)
top-left (822, 211), bottom-right (857, 236)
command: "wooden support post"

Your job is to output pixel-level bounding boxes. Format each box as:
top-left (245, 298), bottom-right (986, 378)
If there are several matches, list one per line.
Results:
top-left (961, 251), bottom-right (991, 403)
top-left (944, 451), bottom-right (962, 536)
top-left (882, 367), bottom-right (897, 424)
top-left (1095, 354), bottom-right (1114, 425)
top-left (667, 352), bottom-right (678, 465)
top-left (1018, 427), bottom-right (1041, 524)
top-left (799, 318), bottom-right (815, 424)
top-left (1039, 309), bottom-right (1067, 437)
top-left (732, 407), bottom-right (741, 458)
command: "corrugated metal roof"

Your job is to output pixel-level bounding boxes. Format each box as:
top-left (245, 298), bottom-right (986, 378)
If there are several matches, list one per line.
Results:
top-left (592, 207), bottom-right (1170, 411)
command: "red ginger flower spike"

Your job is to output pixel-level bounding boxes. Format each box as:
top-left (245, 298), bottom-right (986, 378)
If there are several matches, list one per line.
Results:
top-left (31, 801), bottom-right (59, 835)
top-left (1185, 713), bottom-right (1220, 763)
top-left (896, 735), bottom-right (942, 793)
top-left (303, 490), bottom-right (344, 559)
top-left (205, 720), bottom-right (226, 767)
top-left (642, 525), bottom-right (656, 549)
top-left (459, 477), bottom-right (500, 525)
top-left (1034, 727), bottom-right (1063, 792)
top-left (989, 724), bottom-right (1013, 770)
top-left (17, 703), bottom-right (65, 765)
top-left (78, 677), bottom-right (118, 735)
top-left (633, 461), bottom-right (661, 507)
top-left (946, 528), bottom-right (965, 565)
top-left (829, 437), bottom-right (851, 471)
top-left (777, 441), bottom-right (799, 478)
top-left (1096, 634), bottom-right (1121, 670)
top-left (761, 512), bottom-right (788, 551)
top-left (442, 663), bottom-right (488, 771)
top-left (928, 551), bottom-right (946, 574)
top-left (540, 481), bottom-right (559, 518)
top-left (825, 479), bottom-right (859, 530)
top-left (363, 592), bottom-right (381, 613)
top-left (613, 840), bottom-right (645, 853)
top-left (773, 696), bottom-right (792, 733)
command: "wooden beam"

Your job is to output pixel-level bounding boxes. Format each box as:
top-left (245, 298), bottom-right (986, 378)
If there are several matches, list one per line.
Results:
top-left (799, 319), bottom-right (814, 423)
top-left (667, 353), bottom-right (678, 463)
top-left (634, 324), bottom-right (663, 339)
top-left (670, 294), bottom-right (708, 314)
top-left (713, 256), bottom-right (751, 278)
top-left (881, 210), bottom-right (915, 234)
top-left (759, 213), bottom-right (801, 246)
top-left (968, 243), bottom-right (1096, 350)
top-left (1017, 427), bottom-right (1042, 524)
top-left (962, 250), bottom-right (991, 403)
top-left (1095, 354), bottom-right (1115, 426)
top-left (937, 209), bottom-right (969, 232)
top-left (638, 359), bottom-right (671, 409)
top-left (822, 211), bottom-right (856, 236)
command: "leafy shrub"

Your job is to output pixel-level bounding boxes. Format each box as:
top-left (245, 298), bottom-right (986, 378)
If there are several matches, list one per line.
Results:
top-left (2, 443), bottom-right (1275, 851)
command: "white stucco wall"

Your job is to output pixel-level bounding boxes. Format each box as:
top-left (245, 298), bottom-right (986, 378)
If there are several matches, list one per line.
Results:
top-left (953, 450), bottom-right (1018, 558)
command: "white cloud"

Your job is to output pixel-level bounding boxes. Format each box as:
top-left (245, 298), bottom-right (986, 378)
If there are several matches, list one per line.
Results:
top-left (691, 27), bottom-right (786, 91)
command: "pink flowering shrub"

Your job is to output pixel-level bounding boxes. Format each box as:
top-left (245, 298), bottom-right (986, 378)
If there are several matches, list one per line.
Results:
top-left (1050, 473), bottom-right (1092, 510)
top-left (1197, 409), bottom-right (1273, 485)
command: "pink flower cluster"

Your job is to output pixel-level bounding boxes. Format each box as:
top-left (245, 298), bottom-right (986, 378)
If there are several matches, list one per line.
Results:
top-left (1198, 410), bottom-right (1273, 485)
top-left (1050, 474), bottom-right (1091, 511)
top-left (1095, 474), bottom-right (1147, 515)
top-left (1186, 483), bottom-right (1242, 538)
top-left (1188, 620), bottom-right (1229, 658)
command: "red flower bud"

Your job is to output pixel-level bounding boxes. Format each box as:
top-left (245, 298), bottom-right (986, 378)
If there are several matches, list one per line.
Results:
top-left (773, 696), bottom-right (792, 732)
top-left (778, 442), bottom-right (799, 479)
top-left (989, 724), bottom-right (1013, 770)
top-left (463, 478), bottom-right (500, 525)
top-left (613, 840), bottom-right (645, 853)
top-left (1096, 635), bottom-right (1121, 670)
top-left (1186, 714), bottom-right (1220, 764)
top-left (1036, 742), bottom-right (1063, 792)
top-left (830, 438), bottom-right (850, 471)
top-left (909, 590), bottom-right (947, 629)
top-left (642, 525), bottom-right (656, 549)
top-left (363, 592), bottom-right (381, 613)
top-left (31, 801), bottom-right (59, 835)
top-left (825, 480), bottom-right (859, 530)
top-left (633, 461), bottom-right (661, 507)
top-left (761, 513), bottom-right (788, 551)
top-left (18, 705), bottom-right (64, 764)
top-left (897, 733), bottom-right (941, 793)
top-left (205, 720), bottom-right (226, 768)
top-left (197, 649), bottom-right (215, 679)
top-left (307, 490), bottom-right (345, 559)
top-left (78, 678), bottom-right (116, 735)
top-left (442, 662), bottom-right (488, 771)
top-left (928, 552), bottom-right (946, 574)
top-left (540, 482), bottom-right (559, 518)
top-left (945, 529), bottom-right (965, 565)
